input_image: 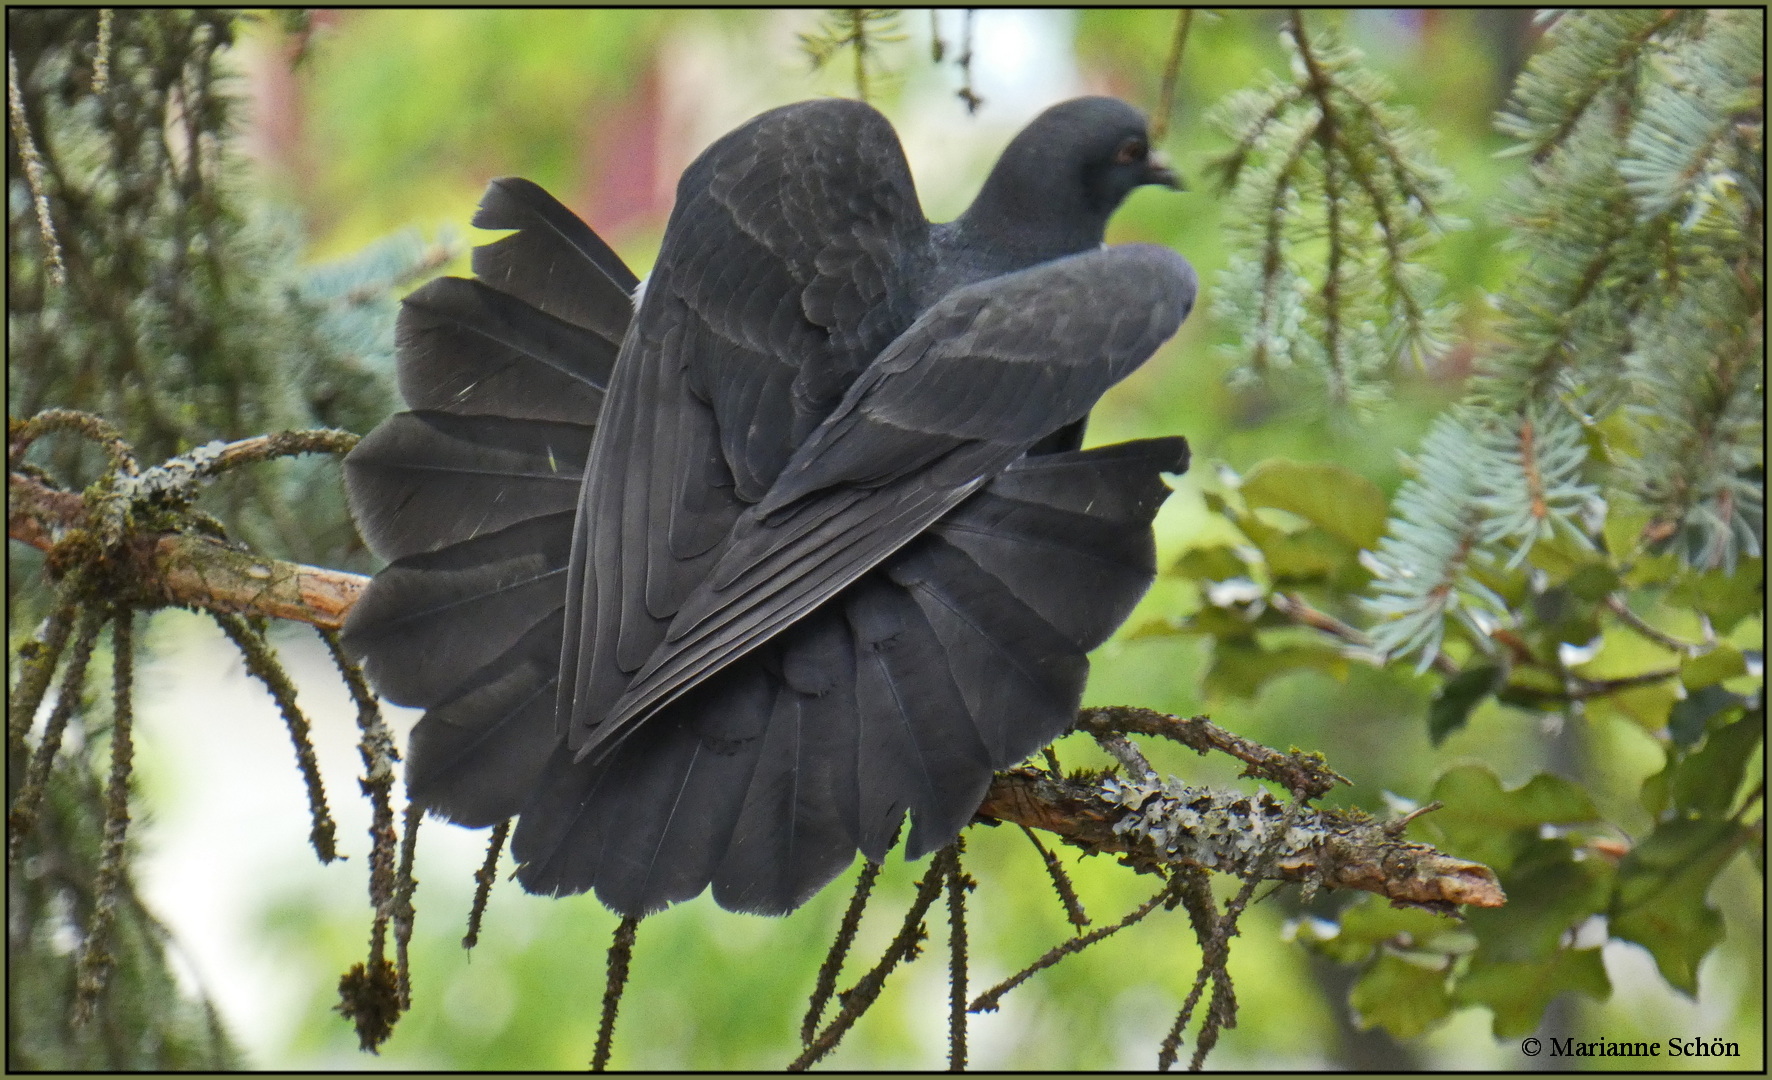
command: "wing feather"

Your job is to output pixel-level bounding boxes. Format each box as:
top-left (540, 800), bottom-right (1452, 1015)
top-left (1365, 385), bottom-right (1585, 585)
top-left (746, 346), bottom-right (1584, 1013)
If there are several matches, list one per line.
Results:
top-left (403, 631), bottom-right (561, 828)
top-left (344, 412), bottom-right (589, 562)
top-left (471, 176), bottom-right (638, 339)
top-left (584, 245), bottom-right (1196, 757)
top-left (341, 512), bottom-right (571, 708)
top-left (395, 276), bottom-right (615, 423)
top-left (560, 98), bottom-right (933, 749)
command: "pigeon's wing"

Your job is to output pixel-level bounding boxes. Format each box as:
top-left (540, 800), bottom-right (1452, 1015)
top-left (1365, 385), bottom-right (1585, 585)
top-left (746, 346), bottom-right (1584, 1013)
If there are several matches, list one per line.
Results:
top-left (559, 98), bottom-right (933, 750)
top-left (512, 436), bottom-right (1192, 915)
top-left (342, 180), bottom-right (632, 826)
top-left (582, 244), bottom-right (1197, 759)
top-left (471, 176), bottom-right (639, 334)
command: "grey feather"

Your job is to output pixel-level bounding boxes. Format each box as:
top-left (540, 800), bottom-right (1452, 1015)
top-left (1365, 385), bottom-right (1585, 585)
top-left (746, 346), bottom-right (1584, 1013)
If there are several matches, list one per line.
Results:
top-left (347, 97), bottom-right (1197, 918)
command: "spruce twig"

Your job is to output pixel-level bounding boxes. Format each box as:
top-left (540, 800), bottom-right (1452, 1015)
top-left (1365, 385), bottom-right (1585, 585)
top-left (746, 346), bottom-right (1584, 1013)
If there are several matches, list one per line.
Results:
top-left (7, 577), bottom-right (81, 753)
top-left (798, 9), bottom-right (904, 103)
top-left (8, 604), bottom-right (105, 867)
top-left (212, 612), bottom-right (338, 862)
top-left (1209, 11), bottom-right (1454, 399)
top-left (970, 878), bottom-right (1179, 1014)
top-left (463, 820), bottom-right (511, 951)
top-left (73, 606), bottom-right (136, 1024)
top-left (792, 846), bottom-right (955, 1071)
top-left (945, 839), bottom-right (972, 1072)
top-left (803, 856), bottom-right (885, 1043)
top-left (1020, 825), bottom-right (1090, 930)
top-left (392, 803), bottom-right (421, 1010)
top-left (954, 9), bottom-right (981, 115)
top-left (591, 916), bottom-right (642, 1072)
top-left (1150, 9), bottom-right (1196, 143)
top-left (91, 9), bottom-right (113, 95)
top-left (6, 50), bottom-right (65, 287)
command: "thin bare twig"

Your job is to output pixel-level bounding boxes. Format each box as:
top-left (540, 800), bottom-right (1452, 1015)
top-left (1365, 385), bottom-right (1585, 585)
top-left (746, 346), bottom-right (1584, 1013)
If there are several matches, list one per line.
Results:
top-left (212, 612), bottom-right (338, 862)
top-left (73, 605), bottom-right (135, 1024)
top-left (1150, 9), bottom-right (1196, 142)
top-left (1095, 729), bottom-right (1158, 782)
top-left (804, 857), bottom-right (885, 1043)
top-left (1021, 825), bottom-right (1090, 930)
top-left (463, 820), bottom-right (511, 951)
top-left (591, 916), bottom-right (642, 1071)
top-left (970, 877), bottom-right (1179, 1014)
top-left (8, 604), bottom-right (106, 867)
top-left (7, 576), bottom-right (82, 751)
top-left (1604, 594), bottom-right (1710, 654)
top-left (91, 9), bottom-right (113, 94)
top-left (955, 9), bottom-right (981, 114)
top-left (6, 50), bottom-right (65, 286)
top-left (1385, 800), bottom-right (1444, 836)
top-left (9, 408), bottom-right (137, 474)
top-left (791, 846), bottom-right (955, 1071)
top-left (1076, 707), bottom-right (1349, 801)
top-left (392, 804), bottom-right (421, 1010)
top-left (945, 842), bottom-right (972, 1072)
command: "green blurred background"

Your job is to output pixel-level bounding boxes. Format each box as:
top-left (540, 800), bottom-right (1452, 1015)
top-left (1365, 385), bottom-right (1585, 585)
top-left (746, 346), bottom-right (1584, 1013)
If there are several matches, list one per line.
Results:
top-left (122, 9), bottom-right (1759, 1069)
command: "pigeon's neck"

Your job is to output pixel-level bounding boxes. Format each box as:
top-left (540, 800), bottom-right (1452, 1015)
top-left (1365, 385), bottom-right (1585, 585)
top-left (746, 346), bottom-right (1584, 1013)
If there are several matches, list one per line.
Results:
top-left (949, 151), bottom-right (1113, 268)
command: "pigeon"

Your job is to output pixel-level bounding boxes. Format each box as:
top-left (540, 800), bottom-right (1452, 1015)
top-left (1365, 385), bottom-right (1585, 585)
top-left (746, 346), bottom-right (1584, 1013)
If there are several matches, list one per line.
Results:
top-left (342, 96), bottom-right (1197, 917)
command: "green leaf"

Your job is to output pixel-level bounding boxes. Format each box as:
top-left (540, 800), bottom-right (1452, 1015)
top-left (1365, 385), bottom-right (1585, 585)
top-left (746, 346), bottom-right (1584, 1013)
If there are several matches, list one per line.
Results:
top-left (1528, 584), bottom-right (1601, 648)
top-left (1464, 838), bottom-right (1615, 961)
top-left (1240, 459), bottom-right (1388, 549)
top-left (1621, 550), bottom-right (1686, 589)
top-left (1524, 529), bottom-right (1610, 583)
top-left (1599, 679), bottom-right (1685, 732)
top-left (1203, 638), bottom-right (1349, 700)
top-left (1666, 558), bottom-right (1765, 635)
top-left (1668, 684), bottom-right (1747, 748)
top-left (1170, 544), bottom-right (1252, 582)
top-left (1130, 601), bottom-right (1293, 640)
top-left (1349, 952), bottom-right (1453, 1040)
top-left (1610, 818), bottom-right (1748, 995)
top-left (1452, 948), bottom-right (1611, 1039)
top-left (1311, 897), bottom-right (1467, 965)
top-left (1428, 664), bottom-right (1506, 745)
top-left (1256, 525), bottom-right (1359, 584)
top-left (1640, 758), bottom-right (1677, 818)
top-left (1425, 767), bottom-right (1601, 871)
top-left (1667, 712), bottom-right (1763, 819)
top-left (1679, 644), bottom-right (1746, 691)
top-left (1565, 563), bottom-right (1622, 602)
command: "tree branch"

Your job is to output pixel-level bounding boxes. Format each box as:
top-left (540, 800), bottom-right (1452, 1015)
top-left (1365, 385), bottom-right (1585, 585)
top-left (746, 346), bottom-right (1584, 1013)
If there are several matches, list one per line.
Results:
top-left (9, 464), bottom-right (1504, 912)
top-left (1077, 705), bottom-right (1350, 801)
top-left (976, 769), bottom-right (1504, 911)
top-left (10, 470), bottom-right (365, 630)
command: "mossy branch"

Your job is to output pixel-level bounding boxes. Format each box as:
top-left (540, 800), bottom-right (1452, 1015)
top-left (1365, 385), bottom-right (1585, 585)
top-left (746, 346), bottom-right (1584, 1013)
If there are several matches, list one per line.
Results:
top-left (9, 461), bottom-right (1504, 914)
top-left (976, 768), bottom-right (1504, 911)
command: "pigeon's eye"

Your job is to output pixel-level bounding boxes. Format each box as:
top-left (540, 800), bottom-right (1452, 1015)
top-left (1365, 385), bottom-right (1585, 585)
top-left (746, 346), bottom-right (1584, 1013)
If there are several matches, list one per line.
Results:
top-left (1114, 139), bottom-right (1148, 166)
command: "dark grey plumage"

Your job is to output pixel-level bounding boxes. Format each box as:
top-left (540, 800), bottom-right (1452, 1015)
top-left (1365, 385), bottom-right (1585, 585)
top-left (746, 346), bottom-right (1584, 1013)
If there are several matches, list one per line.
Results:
top-left (342, 97), bottom-right (1196, 917)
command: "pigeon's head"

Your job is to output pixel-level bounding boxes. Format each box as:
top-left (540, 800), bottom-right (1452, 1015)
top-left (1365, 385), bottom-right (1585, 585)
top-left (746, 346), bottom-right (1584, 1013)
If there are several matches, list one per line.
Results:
top-left (1038, 97), bottom-right (1181, 212)
top-left (963, 96), bottom-right (1181, 258)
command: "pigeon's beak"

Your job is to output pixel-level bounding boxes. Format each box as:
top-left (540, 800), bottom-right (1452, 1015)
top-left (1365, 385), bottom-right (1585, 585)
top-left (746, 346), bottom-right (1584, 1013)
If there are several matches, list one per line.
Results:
top-left (1144, 151), bottom-right (1185, 191)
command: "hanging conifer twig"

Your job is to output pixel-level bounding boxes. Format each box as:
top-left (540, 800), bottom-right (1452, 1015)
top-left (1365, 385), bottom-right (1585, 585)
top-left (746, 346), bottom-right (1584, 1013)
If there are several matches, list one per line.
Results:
top-left (1207, 11), bottom-right (1455, 406)
top-left (798, 9), bottom-right (905, 102)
